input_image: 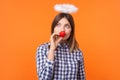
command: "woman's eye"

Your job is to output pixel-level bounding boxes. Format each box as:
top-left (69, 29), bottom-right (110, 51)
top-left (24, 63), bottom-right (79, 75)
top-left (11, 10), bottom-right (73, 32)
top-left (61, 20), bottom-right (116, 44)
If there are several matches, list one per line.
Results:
top-left (65, 24), bottom-right (71, 29)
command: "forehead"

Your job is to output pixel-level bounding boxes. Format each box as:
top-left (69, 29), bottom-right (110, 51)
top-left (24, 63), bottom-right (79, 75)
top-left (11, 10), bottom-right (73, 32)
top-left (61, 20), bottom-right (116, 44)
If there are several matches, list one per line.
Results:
top-left (58, 17), bottom-right (70, 24)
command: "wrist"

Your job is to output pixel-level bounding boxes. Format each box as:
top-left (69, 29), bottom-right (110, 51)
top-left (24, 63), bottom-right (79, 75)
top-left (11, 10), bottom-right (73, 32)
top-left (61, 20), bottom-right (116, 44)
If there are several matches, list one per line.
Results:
top-left (49, 49), bottom-right (55, 55)
top-left (49, 47), bottom-right (56, 52)
top-left (48, 50), bottom-right (55, 61)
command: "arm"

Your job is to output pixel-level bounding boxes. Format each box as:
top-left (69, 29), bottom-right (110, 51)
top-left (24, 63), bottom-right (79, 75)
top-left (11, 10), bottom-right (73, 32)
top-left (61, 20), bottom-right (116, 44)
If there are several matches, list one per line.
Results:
top-left (36, 33), bottom-right (63, 80)
top-left (36, 45), bottom-right (54, 80)
top-left (78, 51), bottom-right (86, 80)
top-left (79, 57), bottom-right (86, 80)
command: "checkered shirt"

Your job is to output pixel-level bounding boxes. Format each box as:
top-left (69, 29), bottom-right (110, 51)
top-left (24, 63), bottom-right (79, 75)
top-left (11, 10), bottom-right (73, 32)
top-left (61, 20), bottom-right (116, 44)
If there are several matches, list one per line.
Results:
top-left (36, 42), bottom-right (85, 80)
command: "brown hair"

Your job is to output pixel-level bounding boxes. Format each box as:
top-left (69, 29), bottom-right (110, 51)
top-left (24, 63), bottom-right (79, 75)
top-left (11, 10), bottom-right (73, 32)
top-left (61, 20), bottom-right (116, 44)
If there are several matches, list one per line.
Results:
top-left (51, 13), bottom-right (79, 52)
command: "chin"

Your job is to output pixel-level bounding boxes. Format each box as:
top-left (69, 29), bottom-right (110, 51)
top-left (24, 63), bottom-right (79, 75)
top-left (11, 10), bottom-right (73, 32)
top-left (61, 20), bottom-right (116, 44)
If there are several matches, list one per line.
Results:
top-left (62, 37), bottom-right (68, 41)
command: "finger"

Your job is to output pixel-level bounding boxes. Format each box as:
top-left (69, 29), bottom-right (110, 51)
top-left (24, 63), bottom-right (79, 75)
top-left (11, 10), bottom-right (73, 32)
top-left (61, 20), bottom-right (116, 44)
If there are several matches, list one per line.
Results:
top-left (50, 33), bottom-right (59, 41)
top-left (51, 33), bottom-right (59, 38)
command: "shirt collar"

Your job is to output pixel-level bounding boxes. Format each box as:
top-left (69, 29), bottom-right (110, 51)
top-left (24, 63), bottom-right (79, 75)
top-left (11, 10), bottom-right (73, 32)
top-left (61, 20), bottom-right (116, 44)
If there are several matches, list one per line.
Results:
top-left (58, 42), bottom-right (68, 48)
top-left (47, 42), bottom-right (69, 49)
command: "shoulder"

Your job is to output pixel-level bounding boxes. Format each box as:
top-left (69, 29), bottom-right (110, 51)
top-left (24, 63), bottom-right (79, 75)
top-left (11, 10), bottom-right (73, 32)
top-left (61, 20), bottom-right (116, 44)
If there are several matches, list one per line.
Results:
top-left (72, 48), bottom-right (82, 54)
top-left (36, 42), bottom-right (50, 57)
top-left (37, 42), bottom-right (50, 52)
top-left (72, 48), bottom-right (84, 60)
top-left (76, 49), bottom-right (83, 56)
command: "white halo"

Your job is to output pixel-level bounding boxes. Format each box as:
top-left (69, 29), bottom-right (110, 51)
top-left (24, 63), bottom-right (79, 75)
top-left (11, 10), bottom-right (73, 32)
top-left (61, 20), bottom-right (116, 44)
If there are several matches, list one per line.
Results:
top-left (54, 4), bottom-right (78, 13)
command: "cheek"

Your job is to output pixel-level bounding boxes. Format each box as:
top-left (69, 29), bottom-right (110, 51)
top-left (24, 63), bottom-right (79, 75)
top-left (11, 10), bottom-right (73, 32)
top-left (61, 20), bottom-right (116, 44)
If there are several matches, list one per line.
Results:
top-left (54, 27), bottom-right (59, 33)
top-left (63, 32), bottom-right (71, 40)
top-left (66, 29), bottom-right (71, 34)
top-left (66, 30), bottom-right (72, 37)
top-left (67, 32), bottom-right (71, 38)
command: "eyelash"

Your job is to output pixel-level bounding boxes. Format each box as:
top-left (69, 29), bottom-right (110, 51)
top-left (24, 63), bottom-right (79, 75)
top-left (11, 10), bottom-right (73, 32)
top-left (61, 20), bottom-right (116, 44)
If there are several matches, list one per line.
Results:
top-left (65, 25), bottom-right (70, 29)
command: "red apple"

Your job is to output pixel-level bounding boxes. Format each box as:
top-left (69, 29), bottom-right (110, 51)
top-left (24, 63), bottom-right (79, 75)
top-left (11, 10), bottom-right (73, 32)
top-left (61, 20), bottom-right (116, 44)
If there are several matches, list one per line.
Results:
top-left (59, 31), bottom-right (66, 37)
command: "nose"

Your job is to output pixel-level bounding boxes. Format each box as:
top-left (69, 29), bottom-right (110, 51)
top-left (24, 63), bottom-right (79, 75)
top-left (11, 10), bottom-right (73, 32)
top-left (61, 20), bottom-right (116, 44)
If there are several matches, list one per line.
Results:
top-left (60, 26), bottom-right (65, 32)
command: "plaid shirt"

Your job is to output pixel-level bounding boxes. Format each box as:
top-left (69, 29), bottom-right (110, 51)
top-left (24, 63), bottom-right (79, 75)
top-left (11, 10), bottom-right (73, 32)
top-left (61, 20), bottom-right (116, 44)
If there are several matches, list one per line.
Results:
top-left (36, 42), bottom-right (85, 80)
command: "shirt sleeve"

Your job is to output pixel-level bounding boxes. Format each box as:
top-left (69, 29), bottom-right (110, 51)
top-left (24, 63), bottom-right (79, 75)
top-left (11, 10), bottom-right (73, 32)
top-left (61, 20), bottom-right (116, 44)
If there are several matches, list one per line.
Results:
top-left (78, 51), bottom-right (86, 80)
top-left (36, 44), bottom-right (54, 80)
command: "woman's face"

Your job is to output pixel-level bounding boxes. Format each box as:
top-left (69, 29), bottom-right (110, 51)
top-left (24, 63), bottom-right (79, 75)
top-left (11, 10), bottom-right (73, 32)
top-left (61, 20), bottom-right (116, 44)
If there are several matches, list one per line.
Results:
top-left (54, 17), bottom-right (72, 41)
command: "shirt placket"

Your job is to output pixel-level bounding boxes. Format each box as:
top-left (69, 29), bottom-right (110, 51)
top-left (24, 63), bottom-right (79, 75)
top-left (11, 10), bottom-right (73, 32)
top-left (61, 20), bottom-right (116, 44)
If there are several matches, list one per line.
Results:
top-left (63, 48), bottom-right (68, 80)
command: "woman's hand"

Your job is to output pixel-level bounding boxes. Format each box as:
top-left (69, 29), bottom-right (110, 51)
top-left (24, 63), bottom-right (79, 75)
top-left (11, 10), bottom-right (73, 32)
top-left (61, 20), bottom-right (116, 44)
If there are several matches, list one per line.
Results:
top-left (48, 33), bottom-right (63, 61)
top-left (50, 33), bottom-right (63, 51)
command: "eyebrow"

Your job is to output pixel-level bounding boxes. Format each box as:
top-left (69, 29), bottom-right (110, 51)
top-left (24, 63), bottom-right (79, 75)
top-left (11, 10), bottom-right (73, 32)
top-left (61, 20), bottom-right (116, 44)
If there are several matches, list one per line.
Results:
top-left (57, 22), bottom-right (70, 25)
top-left (65, 23), bottom-right (71, 26)
top-left (57, 21), bottom-right (71, 27)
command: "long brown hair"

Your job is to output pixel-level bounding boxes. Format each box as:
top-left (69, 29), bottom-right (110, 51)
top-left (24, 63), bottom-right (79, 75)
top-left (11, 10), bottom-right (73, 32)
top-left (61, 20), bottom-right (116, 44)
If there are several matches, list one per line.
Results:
top-left (51, 13), bottom-right (79, 52)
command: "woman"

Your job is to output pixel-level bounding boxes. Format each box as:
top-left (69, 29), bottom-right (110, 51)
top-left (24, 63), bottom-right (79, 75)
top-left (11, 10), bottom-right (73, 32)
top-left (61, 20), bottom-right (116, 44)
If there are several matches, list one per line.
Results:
top-left (36, 13), bottom-right (85, 80)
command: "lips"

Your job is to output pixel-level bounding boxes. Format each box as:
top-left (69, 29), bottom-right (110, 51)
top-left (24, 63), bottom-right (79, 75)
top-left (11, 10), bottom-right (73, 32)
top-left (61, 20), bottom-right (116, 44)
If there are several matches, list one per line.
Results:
top-left (59, 31), bottom-right (66, 37)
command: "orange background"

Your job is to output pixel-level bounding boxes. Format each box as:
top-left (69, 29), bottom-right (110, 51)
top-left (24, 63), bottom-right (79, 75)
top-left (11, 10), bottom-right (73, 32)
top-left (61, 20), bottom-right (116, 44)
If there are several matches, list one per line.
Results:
top-left (0, 0), bottom-right (120, 80)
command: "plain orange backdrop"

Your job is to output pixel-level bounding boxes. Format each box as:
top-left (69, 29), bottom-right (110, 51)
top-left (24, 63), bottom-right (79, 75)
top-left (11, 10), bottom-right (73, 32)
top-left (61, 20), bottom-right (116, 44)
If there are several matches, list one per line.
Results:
top-left (0, 0), bottom-right (120, 80)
